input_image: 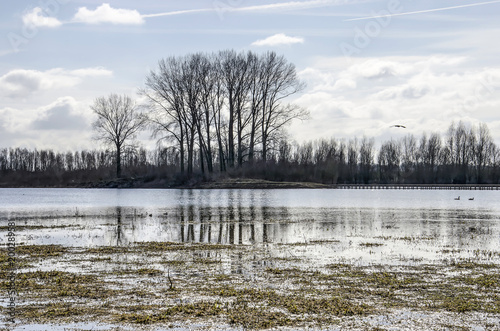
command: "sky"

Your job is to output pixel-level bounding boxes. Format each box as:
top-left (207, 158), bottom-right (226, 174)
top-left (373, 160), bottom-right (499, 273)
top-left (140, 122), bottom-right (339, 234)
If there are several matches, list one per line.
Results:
top-left (1, 0), bottom-right (500, 151)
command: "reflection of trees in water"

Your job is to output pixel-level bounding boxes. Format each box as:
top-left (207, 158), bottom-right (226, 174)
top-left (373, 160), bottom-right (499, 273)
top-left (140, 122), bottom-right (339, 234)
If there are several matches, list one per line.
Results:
top-left (62, 202), bottom-right (292, 248)
top-left (105, 203), bottom-right (499, 251)
top-left (153, 189), bottom-right (298, 245)
top-left (96, 204), bottom-right (500, 266)
top-left (167, 204), bottom-right (292, 245)
top-left (107, 206), bottom-right (127, 246)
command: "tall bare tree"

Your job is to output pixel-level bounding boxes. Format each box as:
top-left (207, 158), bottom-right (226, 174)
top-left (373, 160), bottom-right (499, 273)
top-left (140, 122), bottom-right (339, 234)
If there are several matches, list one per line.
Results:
top-left (219, 50), bottom-right (250, 168)
top-left (92, 94), bottom-right (146, 178)
top-left (400, 134), bottom-right (417, 182)
top-left (259, 52), bottom-right (307, 162)
top-left (378, 139), bottom-right (401, 183)
top-left (359, 137), bottom-right (374, 184)
top-left (142, 57), bottom-right (188, 176)
top-left (473, 123), bottom-right (494, 183)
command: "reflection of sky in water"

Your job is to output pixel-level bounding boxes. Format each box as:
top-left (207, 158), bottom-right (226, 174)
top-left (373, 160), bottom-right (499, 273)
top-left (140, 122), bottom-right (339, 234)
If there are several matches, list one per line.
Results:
top-left (1, 188), bottom-right (499, 211)
top-left (1, 188), bottom-right (499, 266)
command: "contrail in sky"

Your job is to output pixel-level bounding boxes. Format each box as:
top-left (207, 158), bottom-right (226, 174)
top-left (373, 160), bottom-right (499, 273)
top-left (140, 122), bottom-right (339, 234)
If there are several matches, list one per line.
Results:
top-left (142, 0), bottom-right (348, 18)
top-left (142, 9), bottom-right (212, 18)
top-left (345, 0), bottom-right (500, 21)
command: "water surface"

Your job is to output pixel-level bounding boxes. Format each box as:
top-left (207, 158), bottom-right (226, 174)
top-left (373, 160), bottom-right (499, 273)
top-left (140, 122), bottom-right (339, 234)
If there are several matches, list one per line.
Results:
top-left (1, 188), bottom-right (499, 266)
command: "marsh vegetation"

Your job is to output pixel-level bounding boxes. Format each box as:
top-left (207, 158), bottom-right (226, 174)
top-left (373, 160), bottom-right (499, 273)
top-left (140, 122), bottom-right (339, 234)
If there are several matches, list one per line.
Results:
top-left (1, 188), bottom-right (500, 329)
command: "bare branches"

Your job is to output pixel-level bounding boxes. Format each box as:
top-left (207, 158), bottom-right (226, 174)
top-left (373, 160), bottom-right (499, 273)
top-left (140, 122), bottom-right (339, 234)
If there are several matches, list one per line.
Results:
top-left (92, 94), bottom-right (147, 178)
top-left (142, 50), bottom-right (307, 176)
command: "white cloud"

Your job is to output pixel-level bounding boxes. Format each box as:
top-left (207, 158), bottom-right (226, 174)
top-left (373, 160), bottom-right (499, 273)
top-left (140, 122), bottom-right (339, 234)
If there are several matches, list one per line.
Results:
top-left (299, 68), bottom-right (357, 92)
top-left (348, 59), bottom-right (418, 80)
top-left (0, 97), bottom-right (94, 150)
top-left (73, 3), bottom-right (144, 25)
top-left (22, 7), bottom-right (62, 28)
top-left (252, 33), bottom-right (304, 47)
top-left (0, 67), bottom-right (112, 98)
top-left (21, 1), bottom-right (349, 28)
top-left (291, 55), bottom-right (500, 145)
top-left (32, 97), bottom-right (90, 131)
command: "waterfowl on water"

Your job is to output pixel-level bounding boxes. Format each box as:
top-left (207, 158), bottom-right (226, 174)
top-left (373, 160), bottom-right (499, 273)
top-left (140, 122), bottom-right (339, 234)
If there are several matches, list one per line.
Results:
top-left (469, 197), bottom-right (474, 201)
top-left (454, 196), bottom-right (460, 200)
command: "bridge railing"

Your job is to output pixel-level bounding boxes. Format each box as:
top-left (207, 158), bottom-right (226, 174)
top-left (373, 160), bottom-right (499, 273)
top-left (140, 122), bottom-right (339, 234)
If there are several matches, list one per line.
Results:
top-left (335, 184), bottom-right (500, 190)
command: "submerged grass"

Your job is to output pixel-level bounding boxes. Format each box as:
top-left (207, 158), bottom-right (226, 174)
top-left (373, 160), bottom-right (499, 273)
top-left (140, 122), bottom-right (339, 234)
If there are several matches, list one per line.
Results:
top-left (5, 270), bottom-right (115, 300)
top-left (118, 301), bottom-right (225, 324)
top-left (4, 240), bottom-right (500, 329)
top-left (1, 244), bottom-right (68, 258)
top-left (0, 224), bottom-right (77, 231)
top-left (136, 241), bottom-right (235, 251)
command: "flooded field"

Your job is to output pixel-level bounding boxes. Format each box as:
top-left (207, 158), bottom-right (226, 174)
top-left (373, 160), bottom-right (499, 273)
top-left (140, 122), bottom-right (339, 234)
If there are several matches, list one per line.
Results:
top-left (1, 188), bottom-right (500, 330)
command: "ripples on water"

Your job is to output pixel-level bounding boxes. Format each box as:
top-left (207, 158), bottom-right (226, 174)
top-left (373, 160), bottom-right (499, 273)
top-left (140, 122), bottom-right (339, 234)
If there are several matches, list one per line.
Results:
top-left (1, 188), bottom-right (499, 266)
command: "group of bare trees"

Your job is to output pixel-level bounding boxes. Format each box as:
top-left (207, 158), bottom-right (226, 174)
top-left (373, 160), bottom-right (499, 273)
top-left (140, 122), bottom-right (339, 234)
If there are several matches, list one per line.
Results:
top-left (140, 50), bottom-right (307, 178)
top-left (375, 122), bottom-right (499, 184)
top-left (0, 147), bottom-right (154, 186)
top-left (90, 50), bottom-right (306, 179)
top-left (0, 148), bottom-right (151, 174)
top-left (267, 121), bottom-right (499, 185)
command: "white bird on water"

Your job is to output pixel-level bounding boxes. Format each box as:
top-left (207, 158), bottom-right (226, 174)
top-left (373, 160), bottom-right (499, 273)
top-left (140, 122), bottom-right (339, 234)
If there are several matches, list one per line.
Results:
top-left (455, 196), bottom-right (460, 200)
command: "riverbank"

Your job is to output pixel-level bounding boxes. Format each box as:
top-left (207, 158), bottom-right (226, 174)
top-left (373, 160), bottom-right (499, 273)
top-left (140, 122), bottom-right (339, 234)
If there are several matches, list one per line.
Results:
top-left (184, 178), bottom-right (333, 189)
top-left (4, 176), bottom-right (500, 190)
top-left (0, 177), bottom-right (334, 189)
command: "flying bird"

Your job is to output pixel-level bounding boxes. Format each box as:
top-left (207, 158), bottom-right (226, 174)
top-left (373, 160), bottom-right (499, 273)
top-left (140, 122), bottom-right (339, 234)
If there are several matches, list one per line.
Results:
top-left (391, 125), bottom-right (406, 128)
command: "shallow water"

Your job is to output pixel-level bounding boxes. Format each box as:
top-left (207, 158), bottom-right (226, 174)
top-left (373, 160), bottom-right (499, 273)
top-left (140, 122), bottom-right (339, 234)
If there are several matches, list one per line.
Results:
top-left (1, 188), bottom-right (499, 265)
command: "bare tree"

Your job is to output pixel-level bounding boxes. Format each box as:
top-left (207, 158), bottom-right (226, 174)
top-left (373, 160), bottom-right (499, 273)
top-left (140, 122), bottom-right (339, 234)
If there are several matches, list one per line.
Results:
top-left (473, 122), bottom-right (494, 183)
top-left (359, 137), bottom-right (374, 184)
top-left (219, 50), bottom-right (250, 168)
top-left (378, 139), bottom-right (401, 183)
top-left (142, 57), bottom-right (189, 176)
top-left (259, 52), bottom-right (307, 162)
top-left (347, 139), bottom-right (358, 183)
top-left (400, 134), bottom-right (417, 182)
top-left (92, 94), bottom-right (146, 178)
top-left (426, 133), bottom-right (442, 183)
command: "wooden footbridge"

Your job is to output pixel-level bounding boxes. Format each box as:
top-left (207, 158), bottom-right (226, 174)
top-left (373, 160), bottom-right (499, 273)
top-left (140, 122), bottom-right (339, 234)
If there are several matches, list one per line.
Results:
top-left (335, 184), bottom-right (500, 190)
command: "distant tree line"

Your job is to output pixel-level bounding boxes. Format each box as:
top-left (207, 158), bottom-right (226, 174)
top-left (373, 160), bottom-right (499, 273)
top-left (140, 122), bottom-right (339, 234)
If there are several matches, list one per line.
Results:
top-left (1, 121), bottom-right (499, 186)
top-left (263, 121), bottom-right (500, 185)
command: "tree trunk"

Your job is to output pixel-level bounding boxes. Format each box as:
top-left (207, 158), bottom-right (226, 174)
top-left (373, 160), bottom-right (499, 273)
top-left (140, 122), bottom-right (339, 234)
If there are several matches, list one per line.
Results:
top-left (187, 133), bottom-right (194, 177)
top-left (116, 144), bottom-right (122, 178)
top-left (205, 111), bottom-right (213, 173)
top-left (179, 122), bottom-right (185, 175)
top-left (248, 109), bottom-right (257, 163)
top-left (198, 132), bottom-right (205, 177)
top-left (218, 135), bottom-right (226, 172)
top-left (237, 109), bottom-right (243, 166)
top-left (228, 95), bottom-right (235, 168)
